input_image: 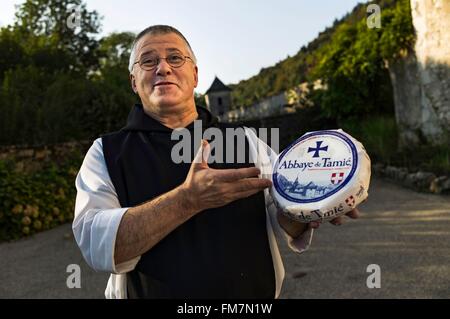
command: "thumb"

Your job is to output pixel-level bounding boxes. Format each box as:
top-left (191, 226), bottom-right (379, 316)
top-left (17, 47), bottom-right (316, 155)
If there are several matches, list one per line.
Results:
top-left (192, 139), bottom-right (210, 168)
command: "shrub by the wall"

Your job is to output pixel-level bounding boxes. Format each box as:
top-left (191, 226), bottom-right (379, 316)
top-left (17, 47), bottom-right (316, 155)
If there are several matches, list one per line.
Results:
top-left (0, 151), bottom-right (82, 242)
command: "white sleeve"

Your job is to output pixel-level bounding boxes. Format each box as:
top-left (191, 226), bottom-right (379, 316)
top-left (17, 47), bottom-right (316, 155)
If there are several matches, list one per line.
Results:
top-left (244, 127), bottom-right (313, 253)
top-left (72, 138), bottom-right (140, 274)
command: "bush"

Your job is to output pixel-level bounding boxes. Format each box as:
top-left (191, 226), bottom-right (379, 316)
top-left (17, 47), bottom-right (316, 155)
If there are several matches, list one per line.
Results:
top-left (341, 116), bottom-right (398, 163)
top-left (341, 116), bottom-right (450, 175)
top-left (0, 151), bottom-right (82, 242)
top-left (390, 145), bottom-right (450, 176)
top-left (312, 0), bottom-right (413, 122)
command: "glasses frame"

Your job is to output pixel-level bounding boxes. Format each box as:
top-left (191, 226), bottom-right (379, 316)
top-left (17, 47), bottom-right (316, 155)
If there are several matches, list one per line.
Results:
top-left (133, 54), bottom-right (194, 71)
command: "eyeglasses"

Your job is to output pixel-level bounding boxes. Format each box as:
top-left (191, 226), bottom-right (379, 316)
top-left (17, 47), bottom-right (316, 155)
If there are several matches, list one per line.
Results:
top-left (133, 53), bottom-right (194, 71)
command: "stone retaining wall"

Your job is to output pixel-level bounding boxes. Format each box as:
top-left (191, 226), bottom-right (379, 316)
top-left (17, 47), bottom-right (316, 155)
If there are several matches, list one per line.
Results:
top-left (0, 141), bottom-right (92, 173)
top-left (373, 163), bottom-right (450, 194)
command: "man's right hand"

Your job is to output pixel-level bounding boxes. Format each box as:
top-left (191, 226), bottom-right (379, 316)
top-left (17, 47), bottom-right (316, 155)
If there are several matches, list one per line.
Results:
top-left (180, 139), bottom-right (272, 214)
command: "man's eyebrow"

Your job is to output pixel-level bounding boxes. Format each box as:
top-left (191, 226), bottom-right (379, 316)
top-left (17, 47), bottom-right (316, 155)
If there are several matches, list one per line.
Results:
top-left (139, 48), bottom-right (183, 56)
top-left (139, 49), bottom-right (157, 56)
top-left (166, 48), bottom-right (183, 53)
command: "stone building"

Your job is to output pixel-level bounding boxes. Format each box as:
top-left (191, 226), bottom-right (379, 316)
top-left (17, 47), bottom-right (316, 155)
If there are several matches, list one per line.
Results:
top-left (204, 76), bottom-right (232, 118)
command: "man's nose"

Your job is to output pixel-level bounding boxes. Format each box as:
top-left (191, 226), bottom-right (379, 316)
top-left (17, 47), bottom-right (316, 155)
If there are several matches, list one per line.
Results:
top-left (155, 58), bottom-right (172, 75)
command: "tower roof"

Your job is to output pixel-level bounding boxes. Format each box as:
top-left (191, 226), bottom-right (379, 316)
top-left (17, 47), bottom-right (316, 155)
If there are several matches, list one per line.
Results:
top-left (205, 76), bottom-right (232, 94)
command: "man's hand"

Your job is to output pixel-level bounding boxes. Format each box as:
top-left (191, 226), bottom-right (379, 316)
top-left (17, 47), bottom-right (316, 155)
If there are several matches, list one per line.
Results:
top-left (329, 208), bottom-right (360, 225)
top-left (277, 208), bottom-right (361, 239)
top-left (310, 208), bottom-right (361, 228)
top-left (181, 140), bottom-right (272, 214)
top-left (115, 139), bottom-right (272, 265)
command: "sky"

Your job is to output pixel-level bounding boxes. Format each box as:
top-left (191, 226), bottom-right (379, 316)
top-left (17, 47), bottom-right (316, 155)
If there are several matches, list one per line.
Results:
top-left (0, 0), bottom-right (363, 93)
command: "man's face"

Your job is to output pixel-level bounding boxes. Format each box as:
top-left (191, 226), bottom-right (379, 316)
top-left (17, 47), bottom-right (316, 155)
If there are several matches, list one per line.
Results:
top-left (130, 32), bottom-right (198, 111)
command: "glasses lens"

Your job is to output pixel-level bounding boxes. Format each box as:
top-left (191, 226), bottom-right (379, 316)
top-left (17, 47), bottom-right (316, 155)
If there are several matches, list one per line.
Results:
top-left (140, 56), bottom-right (158, 70)
top-left (139, 54), bottom-right (187, 70)
top-left (166, 54), bottom-right (185, 67)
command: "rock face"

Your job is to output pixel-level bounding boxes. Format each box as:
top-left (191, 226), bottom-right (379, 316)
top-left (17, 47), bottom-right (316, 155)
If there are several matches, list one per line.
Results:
top-left (390, 0), bottom-right (450, 147)
top-left (387, 50), bottom-right (423, 146)
top-left (411, 0), bottom-right (450, 144)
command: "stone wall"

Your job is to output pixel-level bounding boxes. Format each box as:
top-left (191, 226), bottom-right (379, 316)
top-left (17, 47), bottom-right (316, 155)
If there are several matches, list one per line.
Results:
top-left (0, 141), bottom-right (92, 173)
top-left (387, 50), bottom-right (423, 146)
top-left (373, 163), bottom-right (450, 195)
top-left (240, 106), bottom-right (337, 151)
top-left (391, 0), bottom-right (450, 147)
top-left (411, 0), bottom-right (450, 142)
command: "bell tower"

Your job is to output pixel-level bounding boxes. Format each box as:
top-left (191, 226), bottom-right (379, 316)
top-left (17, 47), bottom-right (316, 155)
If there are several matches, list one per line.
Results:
top-left (205, 76), bottom-right (232, 118)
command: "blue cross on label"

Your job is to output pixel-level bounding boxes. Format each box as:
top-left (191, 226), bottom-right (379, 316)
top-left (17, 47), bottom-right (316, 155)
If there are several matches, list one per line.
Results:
top-left (307, 141), bottom-right (328, 158)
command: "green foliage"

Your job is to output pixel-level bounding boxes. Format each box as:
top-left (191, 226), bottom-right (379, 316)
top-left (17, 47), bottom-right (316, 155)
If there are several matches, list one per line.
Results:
top-left (0, 63), bottom-right (136, 145)
top-left (194, 92), bottom-right (206, 108)
top-left (342, 115), bottom-right (399, 163)
top-left (0, 153), bottom-right (82, 242)
top-left (390, 145), bottom-right (450, 176)
top-left (230, 2), bottom-right (368, 108)
top-left (379, 0), bottom-right (415, 61)
top-left (98, 32), bottom-right (135, 70)
top-left (0, 0), bottom-right (136, 146)
top-left (13, 0), bottom-right (103, 73)
top-left (341, 115), bottom-right (450, 175)
top-left (231, 0), bottom-right (414, 127)
top-left (312, 0), bottom-right (413, 122)
top-left (0, 0), bottom-right (137, 239)
top-left (0, 0), bottom-right (415, 145)
top-left (0, 65), bottom-right (55, 144)
top-left (0, 28), bottom-right (27, 81)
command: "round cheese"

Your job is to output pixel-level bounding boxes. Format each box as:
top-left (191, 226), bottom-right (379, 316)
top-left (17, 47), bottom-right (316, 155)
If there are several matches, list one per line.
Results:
top-left (271, 129), bottom-right (371, 223)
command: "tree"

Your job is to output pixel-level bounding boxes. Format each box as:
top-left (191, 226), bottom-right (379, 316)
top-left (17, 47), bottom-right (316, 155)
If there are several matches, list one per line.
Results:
top-left (311, 0), bottom-right (413, 122)
top-left (98, 32), bottom-right (135, 69)
top-left (0, 27), bottom-right (27, 81)
top-left (13, 0), bottom-right (103, 73)
top-left (0, 2), bottom-right (139, 145)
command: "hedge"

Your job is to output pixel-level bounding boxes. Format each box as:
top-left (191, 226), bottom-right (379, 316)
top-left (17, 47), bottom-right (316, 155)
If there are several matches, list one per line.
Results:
top-left (0, 152), bottom-right (82, 242)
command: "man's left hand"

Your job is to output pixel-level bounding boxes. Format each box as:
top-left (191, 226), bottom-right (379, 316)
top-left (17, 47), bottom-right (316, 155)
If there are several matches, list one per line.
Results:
top-left (277, 208), bottom-right (361, 238)
top-left (309, 208), bottom-right (360, 229)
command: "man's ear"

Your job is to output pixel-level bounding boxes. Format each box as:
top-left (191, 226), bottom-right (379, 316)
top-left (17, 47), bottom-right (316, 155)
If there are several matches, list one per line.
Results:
top-left (130, 73), bottom-right (137, 93)
top-left (193, 65), bottom-right (199, 88)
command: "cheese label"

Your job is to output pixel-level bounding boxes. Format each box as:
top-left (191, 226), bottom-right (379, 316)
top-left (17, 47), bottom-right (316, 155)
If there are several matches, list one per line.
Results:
top-left (273, 130), bottom-right (358, 203)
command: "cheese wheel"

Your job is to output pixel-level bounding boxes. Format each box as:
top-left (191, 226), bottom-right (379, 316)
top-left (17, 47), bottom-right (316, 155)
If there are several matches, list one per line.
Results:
top-left (271, 129), bottom-right (371, 223)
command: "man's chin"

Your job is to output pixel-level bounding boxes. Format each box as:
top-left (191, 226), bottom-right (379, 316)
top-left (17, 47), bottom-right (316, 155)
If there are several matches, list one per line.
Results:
top-left (150, 97), bottom-right (183, 109)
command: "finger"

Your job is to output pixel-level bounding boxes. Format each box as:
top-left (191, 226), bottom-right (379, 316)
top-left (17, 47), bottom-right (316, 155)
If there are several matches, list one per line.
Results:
top-left (346, 208), bottom-right (360, 219)
top-left (213, 167), bottom-right (262, 182)
top-left (202, 139), bottom-right (211, 164)
top-left (229, 187), bottom-right (267, 201)
top-left (221, 179), bottom-right (271, 197)
top-left (330, 216), bottom-right (343, 225)
top-left (230, 177), bottom-right (272, 192)
top-left (192, 139), bottom-right (210, 167)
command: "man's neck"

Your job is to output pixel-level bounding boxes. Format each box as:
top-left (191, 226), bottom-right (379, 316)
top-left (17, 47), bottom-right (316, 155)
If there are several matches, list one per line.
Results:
top-left (142, 104), bottom-right (199, 129)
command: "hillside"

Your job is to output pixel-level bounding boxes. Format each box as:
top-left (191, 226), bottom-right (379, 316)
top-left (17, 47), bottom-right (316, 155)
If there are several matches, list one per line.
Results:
top-left (229, 0), bottom-right (397, 108)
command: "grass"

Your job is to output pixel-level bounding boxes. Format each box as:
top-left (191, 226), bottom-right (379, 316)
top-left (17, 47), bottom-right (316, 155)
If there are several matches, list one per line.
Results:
top-left (341, 115), bottom-right (450, 176)
top-left (391, 145), bottom-right (450, 176)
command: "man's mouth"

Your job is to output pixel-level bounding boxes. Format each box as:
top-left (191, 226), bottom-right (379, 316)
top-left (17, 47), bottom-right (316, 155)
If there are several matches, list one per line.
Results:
top-left (154, 81), bottom-right (176, 87)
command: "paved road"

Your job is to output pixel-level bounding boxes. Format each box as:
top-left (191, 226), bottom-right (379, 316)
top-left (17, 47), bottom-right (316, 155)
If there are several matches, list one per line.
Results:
top-left (280, 178), bottom-right (450, 298)
top-left (1, 177), bottom-right (449, 298)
